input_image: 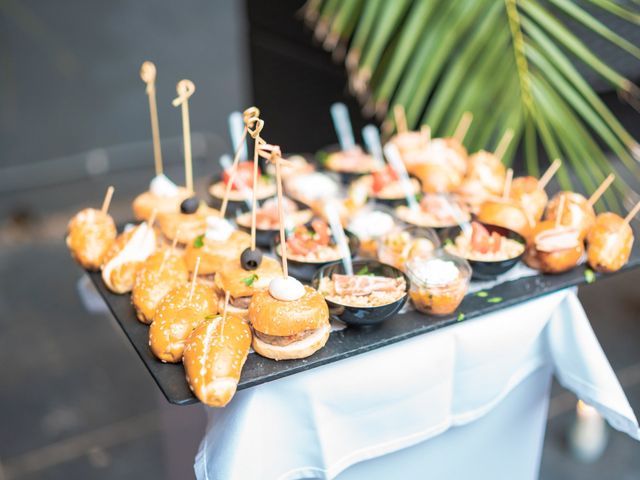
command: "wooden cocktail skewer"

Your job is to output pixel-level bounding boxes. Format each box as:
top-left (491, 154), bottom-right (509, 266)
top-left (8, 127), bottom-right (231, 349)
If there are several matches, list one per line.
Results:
top-left (140, 61), bottom-right (163, 176)
top-left (503, 168), bottom-right (513, 199)
top-left (555, 195), bottom-right (566, 229)
top-left (273, 149), bottom-right (288, 279)
top-left (101, 186), bottom-right (115, 214)
top-left (247, 116), bottom-right (265, 252)
top-left (453, 112), bottom-right (473, 143)
top-left (159, 232), bottom-right (180, 274)
top-left (393, 104), bottom-right (408, 134)
top-left (587, 173), bottom-right (615, 208)
top-left (420, 125), bottom-right (431, 145)
top-left (219, 107), bottom-right (260, 218)
top-left (147, 208), bottom-right (158, 230)
top-left (188, 256), bottom-right (201, 303)
top-left (172, 80), bottom-right (196, 193)
top-left (623, 200), bottom-right (640, 226)
top-left (538, 159), bottom-right (562, 190)
top-left (494, 129), bottom-right (515, 161)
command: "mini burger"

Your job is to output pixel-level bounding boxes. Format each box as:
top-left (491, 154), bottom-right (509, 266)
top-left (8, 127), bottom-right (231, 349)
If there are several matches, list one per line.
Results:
top-left (525, 220), bottom-right (583, 273)
top-left (157, 196), bottom-right (220, 245)
top-left (184, 216), bottom-right (251, 277)
top-left (465, 150), bottom-right (506, 197)
top-left (102, 220), bottom-right (157, 294)
top-left (67, 208), bottom-right (117, 271)
top-left (545, 192), bottom-right (595, 240)
top-left (586, 212), bottom-right (634, 273)
top-left (131, 248), bottom-right (189, 323)
top-left (509, 176), bottom-right (548, 222)
top-left (476, 198), bottom-right (534, 239)
top-left (132, 174), bottom-right (191, 221)
top-left (213, 255), bottom-right (283, 319)
top-left (149, 281), bottom-right (217, 363)
top-left (248, 277), bottom-right (330, 360)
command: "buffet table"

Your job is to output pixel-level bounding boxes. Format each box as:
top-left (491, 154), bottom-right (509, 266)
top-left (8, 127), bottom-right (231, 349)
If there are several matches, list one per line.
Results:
top-left (194, 288), bottom-right (639, 480)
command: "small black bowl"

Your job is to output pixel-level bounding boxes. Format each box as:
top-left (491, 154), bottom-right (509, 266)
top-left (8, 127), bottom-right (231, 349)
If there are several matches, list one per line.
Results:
top-left (312, 260), bottom-right (409, 328)
top-left (272, 229), bottom-right (360, 281)
top-left (440, 223), bottom-right (526, 280)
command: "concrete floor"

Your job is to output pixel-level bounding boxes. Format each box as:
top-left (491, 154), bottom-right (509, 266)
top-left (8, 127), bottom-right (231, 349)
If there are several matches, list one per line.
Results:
top-left (1, 1), bottom-right (639, 479)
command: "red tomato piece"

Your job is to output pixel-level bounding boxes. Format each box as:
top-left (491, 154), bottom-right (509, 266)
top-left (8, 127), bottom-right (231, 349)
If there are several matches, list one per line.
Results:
top-left (223, 162), bottom-right (259, 191)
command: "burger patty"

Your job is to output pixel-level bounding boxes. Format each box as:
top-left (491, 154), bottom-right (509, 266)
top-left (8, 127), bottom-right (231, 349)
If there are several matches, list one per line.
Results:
top-left (230, 296), bottom-right (252, 309)
top-left (253, 328), bottom-right (318, 347)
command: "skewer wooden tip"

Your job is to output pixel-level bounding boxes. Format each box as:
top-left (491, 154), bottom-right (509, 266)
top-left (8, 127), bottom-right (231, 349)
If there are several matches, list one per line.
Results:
top-left (587, 173), bottom-right (615, 207)
top-left (623, 200), bottom-right (640, 225)
top-left (101, 186), bottom-right (115, 214)
top-left (538, 158), bottom-right (562, 190)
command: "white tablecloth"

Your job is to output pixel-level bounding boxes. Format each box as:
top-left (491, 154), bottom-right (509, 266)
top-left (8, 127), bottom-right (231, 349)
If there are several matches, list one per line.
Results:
top-left (195, 289), bottom-right (639, 480)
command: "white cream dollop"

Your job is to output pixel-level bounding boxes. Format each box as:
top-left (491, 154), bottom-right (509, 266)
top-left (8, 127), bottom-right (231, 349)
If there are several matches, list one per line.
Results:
top-left (269, 276), bottom-right (305, 301)
top-left (412, 258), bottom-right (459, 286)
top-left (349, 210), bottom-right (395, 239)
top-left (205, 216), bottom-right (234, 241)
top-left (149, 174), bottom-right (179, 197)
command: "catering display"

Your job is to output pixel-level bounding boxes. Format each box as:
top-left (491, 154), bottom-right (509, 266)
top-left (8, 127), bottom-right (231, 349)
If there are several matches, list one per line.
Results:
top-left (67, 68), bottom-right (640, 405)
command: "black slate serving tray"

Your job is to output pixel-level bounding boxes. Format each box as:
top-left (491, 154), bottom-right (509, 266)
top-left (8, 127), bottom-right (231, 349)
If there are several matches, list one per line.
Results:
top-left (89, 244), bottom-right (640, 405)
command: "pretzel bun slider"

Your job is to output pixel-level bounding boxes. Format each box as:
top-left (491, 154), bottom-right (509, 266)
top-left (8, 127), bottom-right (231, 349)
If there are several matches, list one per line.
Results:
top-left (66, 186), bottom-right (117, 270)
top-left (149, 258), bottom-right (218, 362)
top-left (183, 302), bottom-right (251, 407)
top-left (545, 174), bottom-right (614, 240)
top-left (476, 169), bottom-right (534, 238)
top-left (525, 196), bottom-right (583, 273)
top-left (509, 159), bottom-right (561, 222)
top-left (587, 201), bottom-right (639, 273)
top-left (101, 211), bottom-right (158, 294)
top-left (131, 238), bottom-right (189, 323)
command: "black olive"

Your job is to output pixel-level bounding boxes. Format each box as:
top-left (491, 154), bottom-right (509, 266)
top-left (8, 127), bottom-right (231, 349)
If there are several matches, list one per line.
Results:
top-left (240, 248), bottom-right (263, 270)
top-left (180, 196), bottom-right (200, 214)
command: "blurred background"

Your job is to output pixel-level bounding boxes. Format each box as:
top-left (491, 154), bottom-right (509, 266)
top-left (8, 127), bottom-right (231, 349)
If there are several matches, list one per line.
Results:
top-left (0, 0), bottom-right (639, 478)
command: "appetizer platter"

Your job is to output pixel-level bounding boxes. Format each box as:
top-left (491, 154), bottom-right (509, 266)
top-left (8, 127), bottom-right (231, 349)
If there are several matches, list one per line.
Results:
top-left (68, 65), bottom-right (640, 405)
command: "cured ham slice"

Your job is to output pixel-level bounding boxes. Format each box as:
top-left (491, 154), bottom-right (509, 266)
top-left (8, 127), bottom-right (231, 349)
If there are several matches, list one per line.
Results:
top-left (535, 227), bottom-right (580, 253)
top-left (333, 274), bottom-right (399, 296)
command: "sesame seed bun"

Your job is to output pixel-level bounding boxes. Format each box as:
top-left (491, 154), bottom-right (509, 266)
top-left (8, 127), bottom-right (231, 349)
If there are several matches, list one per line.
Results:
top-left (149, 282), bottom-right (217, 363)
top-left (249, 286), bottom-right (329, 336)
top-left (132, 189), bottom-right (191, 222)
top-left (131, 250), bottom-right (189, 324)
top-left (66, 208), bottom-right (117, 270)
top-left (184, 230), bottom-right (251, 275)
top-left (214, 255), bottom-right (283, 299)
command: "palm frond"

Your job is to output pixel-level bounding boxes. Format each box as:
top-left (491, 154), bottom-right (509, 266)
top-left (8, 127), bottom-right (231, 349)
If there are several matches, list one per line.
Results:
top-left (304, 0), bottom-right (640, 208)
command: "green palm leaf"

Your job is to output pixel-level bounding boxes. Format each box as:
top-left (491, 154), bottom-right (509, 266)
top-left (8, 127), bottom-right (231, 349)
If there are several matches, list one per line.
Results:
top-left (304, 0), bottom-right (640, 209)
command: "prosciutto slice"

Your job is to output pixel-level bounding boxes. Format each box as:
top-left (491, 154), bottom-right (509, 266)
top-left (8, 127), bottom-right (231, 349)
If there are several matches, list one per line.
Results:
top-left (535, 227), bottom-right (580, 252)
top-left (333, 274), bottom-right (399, 296)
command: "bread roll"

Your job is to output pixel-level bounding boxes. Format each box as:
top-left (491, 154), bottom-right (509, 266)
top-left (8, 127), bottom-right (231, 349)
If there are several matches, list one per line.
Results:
top-left (183, 313), bottom-right (251, 407)
top-left (509, 176), bottom-right (548, 222)
top-left (158, 203), bottom-right (220, 245)
top-left (131, 250), bottom-right (189, 323)
top-left (132, 188), bottom-right (191, 221)
top-left (101, 223), bottom-right (157, 293)
top-left (546, 192), bottom-right (595, 239)
top-left (149, 282), bottom-right (217, 362)
top-left (66, 208), bottom-right (117, 270)
top-left (184, 230), bottom-right (251, 275)
top-left (586, 212), bottom-right (634, 273)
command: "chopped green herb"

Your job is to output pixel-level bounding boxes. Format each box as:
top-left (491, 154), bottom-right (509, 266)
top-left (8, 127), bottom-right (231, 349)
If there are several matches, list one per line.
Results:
top-left (584, 268), bottom-right (596, 284)
top-left (193, 234), bottom-right (204, 248)
top-left (261, 174), bottom-right (272, 183)
top-left (241, 273), bottom-right (259, 286)
top-left (356, 265), bottom-right (375, 276)
top-left (444, 238), bottom-right (454, 247)
top-left (487, 297), bottom-right (503, 304)
top-left (415, 193), bottom-right (424, 202)
top-left (475, 291), bottom-right (488, 298)
top-left (316, 150), bottom-right (329, 166)
top-left (457, 312), bottom-right (465, 322)
top-left (204, 314), bottom-right (218, 320)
